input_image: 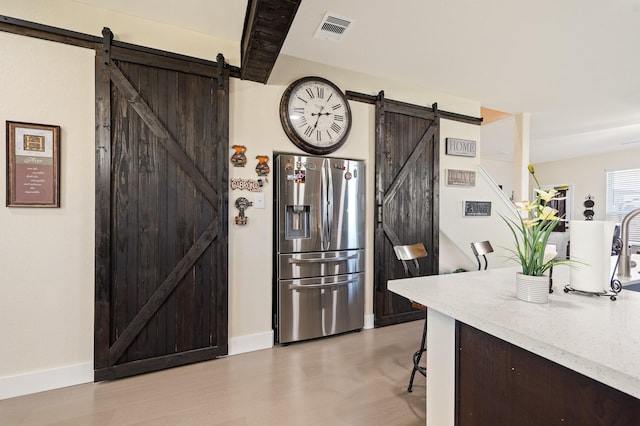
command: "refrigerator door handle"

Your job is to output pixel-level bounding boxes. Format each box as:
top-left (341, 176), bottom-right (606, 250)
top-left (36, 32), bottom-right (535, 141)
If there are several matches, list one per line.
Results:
top-left (288, 254), bottom-right (359, 264)
top-left (320, 158), bottom-right (331, 250)
top-left (326, 159), bottom-right (334, 251)
top-left (320, 159), bottom-right (326, 250)
top-left (288, 278), bottom-right (359, 290)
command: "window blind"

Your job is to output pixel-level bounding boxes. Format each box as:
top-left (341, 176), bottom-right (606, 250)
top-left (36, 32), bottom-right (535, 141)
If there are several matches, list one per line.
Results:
top-left (606, 168), bottom-right (640, 243)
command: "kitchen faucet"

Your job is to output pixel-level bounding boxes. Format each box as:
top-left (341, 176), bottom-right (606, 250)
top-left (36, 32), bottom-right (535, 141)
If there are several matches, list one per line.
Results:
top-left (618, 207), bottom-right (640, 278)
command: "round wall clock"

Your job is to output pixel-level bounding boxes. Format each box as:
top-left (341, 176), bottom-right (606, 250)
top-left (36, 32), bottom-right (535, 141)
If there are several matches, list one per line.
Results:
top-left (280, 76), bottom-right (352, 155)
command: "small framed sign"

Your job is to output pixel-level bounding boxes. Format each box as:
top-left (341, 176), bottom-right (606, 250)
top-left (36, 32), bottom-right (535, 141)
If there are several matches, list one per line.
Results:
top-left (464, 201), bottom-right (492, 217)
top-left (446, 169), bottom-right (476, 187)
top-left (6, 121), bottom-right (61, 207)
top-left (446, 138), bottom-right (476, 157)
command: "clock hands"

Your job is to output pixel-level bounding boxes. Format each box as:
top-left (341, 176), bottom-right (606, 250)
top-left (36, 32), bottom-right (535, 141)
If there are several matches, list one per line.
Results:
top-left (312, 105), bottom-right (328, 129)
top-left (312, 107), bottom-right (323, 130)
top-left (311, 105), bottom-right (332, 130)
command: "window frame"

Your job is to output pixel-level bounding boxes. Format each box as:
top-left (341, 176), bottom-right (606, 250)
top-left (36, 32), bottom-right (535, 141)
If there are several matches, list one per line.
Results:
top-left (606, 167), bottom-right (640, 245)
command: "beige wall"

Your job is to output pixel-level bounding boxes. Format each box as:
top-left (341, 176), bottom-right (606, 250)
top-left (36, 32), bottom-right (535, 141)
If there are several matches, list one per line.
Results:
top-left (533, 148), bottom-right (640, 223)
top-left (0, 0), bottom-right (240, 64)
top-left (0, 1), bottom-right (482, 398)
top-left (438, 120), bottom-right (518, 272)
top-left (0, 32), bottom-right (96, 394)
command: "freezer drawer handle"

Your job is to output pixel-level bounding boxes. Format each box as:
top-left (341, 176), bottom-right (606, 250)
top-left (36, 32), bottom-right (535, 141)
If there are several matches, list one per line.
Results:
top-left (288, 278), bottom-right (359, 290)
top-left (288, 254), bottom-right (359, 264)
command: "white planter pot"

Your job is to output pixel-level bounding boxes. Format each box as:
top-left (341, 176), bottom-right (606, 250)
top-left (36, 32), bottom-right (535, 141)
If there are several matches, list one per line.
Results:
top-left (516, 273), bottom-right (550, 304)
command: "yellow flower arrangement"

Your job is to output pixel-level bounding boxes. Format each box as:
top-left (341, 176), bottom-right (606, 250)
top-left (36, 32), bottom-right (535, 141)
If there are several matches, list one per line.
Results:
top-left (503, 165), bottom-right (570, 276)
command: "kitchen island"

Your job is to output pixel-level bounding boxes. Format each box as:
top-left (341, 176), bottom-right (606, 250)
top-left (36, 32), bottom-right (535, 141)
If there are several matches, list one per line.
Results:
top-left (389, 265), bottom-right (640, 425)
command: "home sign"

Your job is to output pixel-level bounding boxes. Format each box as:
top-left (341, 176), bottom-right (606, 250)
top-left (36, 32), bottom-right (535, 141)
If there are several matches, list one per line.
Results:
top-left (446, 138), bottom-right (476, 157)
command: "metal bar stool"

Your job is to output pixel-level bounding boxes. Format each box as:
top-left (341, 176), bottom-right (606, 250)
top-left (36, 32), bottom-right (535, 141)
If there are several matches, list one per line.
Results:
top-left (393, 243), bottom-right (428, 392)
top-left (471, 240), bottom-right (494, 270)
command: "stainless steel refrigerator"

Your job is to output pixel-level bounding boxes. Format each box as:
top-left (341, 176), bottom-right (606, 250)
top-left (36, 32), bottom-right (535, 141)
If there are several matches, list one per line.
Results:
top-left (274, 154), bottom-right (365, 344)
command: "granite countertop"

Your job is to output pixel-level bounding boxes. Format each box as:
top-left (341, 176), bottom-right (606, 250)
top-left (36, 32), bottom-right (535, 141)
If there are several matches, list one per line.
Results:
top-left (388, 265), bottom-right (640, 399)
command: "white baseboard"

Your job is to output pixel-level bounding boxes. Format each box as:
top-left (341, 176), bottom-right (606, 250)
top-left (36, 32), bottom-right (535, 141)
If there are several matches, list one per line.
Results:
top-left (228, 330), bottom-right (274, 356)
top-left (364, 314), bottom-right (375, 329)
top-left (0, 362), bottom-right (93, 400)
top-left (3, 325), bottom-right (368, 399)
top-left (1, 331), bottom-right (274, 400)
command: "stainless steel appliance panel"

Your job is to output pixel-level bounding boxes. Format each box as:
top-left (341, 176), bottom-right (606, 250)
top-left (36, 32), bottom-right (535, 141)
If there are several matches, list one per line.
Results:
top-left (277, 272), bottom-right (365, 344)
top-left (326, 158), bottom-right (365, 251)
top-left (278, 249), bottom-right (364, 280)
top-left (276, 155), bottom-right (323, 253)
top-left (276, 155), bottom-right (365, 254)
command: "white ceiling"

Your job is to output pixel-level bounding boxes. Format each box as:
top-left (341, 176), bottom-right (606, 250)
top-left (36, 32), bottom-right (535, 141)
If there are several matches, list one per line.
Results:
top-left (75, 0), bottom-right (640, 163)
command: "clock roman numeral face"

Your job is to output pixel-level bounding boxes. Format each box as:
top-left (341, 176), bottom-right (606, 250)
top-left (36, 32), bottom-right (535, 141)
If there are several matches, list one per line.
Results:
top-left (283, 78), bottom-right (352, 153)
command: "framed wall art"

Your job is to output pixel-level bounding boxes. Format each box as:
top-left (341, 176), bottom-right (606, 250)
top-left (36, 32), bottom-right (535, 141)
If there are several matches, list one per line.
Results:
top-left (445, 138), bottom-right (476, 157)
top-left (464, 201), bottom-right (492, 217)
top-left (446, 169), bottom-right (476, 187)
top-left (6, 121), bottom-right (60, 207)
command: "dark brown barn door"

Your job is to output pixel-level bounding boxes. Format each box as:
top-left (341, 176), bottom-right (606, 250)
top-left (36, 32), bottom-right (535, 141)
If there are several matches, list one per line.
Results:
top-left (94, 45), bottom-right (228, 381)
top-left (374, 96), bottom-right (439, 327)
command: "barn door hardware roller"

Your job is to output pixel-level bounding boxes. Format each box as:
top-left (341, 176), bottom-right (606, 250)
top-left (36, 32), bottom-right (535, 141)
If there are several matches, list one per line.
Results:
top-left (102, 27), bottom-right (113, 68)
top-left (216, 53), bottom-right (225, 88)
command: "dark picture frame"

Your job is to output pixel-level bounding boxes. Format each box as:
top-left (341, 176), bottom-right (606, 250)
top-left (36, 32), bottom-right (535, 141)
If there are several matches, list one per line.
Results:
top-left (445, 137), bottom-right (476, 157)
top-left (6, 121), bottom-right (61, 207)
top-left (464, 201), bottom-right (492, 217)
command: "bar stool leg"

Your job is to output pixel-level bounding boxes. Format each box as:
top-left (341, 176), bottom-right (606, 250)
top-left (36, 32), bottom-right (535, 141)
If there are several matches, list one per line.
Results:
top-left (407, 310), bottom-right (428, 392)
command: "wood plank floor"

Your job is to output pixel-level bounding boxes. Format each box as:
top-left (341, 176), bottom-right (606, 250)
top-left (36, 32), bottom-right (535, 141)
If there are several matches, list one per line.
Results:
top-left (0, 321), bottom-right (426, 425)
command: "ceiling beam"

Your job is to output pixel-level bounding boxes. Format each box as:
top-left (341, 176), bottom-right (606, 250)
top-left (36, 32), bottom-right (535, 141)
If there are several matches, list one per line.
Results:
top-left (240, 0), bottom-right (301, 84)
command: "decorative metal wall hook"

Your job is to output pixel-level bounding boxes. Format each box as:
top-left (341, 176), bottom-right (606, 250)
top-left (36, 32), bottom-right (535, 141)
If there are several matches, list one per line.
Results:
top-left (230, 145), bottom-right (247, 167)
top-left (255, 155), bottom-right (270, 179)
top-left (234, 197), bottom-right (253, 225)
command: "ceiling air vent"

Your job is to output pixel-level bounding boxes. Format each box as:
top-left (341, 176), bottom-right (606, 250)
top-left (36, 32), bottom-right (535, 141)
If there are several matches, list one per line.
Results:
top-left (313, 12), bottom-right (354, 41)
